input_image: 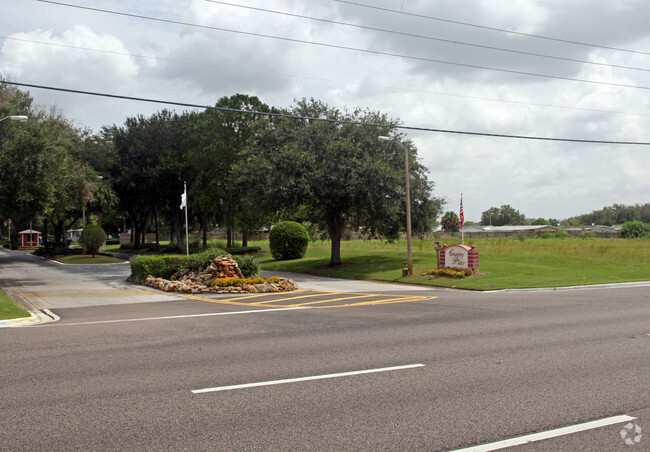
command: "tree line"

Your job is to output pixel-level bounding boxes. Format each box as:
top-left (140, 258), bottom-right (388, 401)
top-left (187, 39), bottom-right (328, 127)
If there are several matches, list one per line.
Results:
top-left (438, 202), bottom-right (650, 232)
top-left (1, 81), bottom-right (444, 266)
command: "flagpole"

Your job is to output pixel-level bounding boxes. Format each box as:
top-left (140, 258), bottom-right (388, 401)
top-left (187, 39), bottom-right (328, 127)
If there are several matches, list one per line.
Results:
top-left (460, 193), bottom-right (465, 245)
top-left (184, 181), bottom-right (189, 256)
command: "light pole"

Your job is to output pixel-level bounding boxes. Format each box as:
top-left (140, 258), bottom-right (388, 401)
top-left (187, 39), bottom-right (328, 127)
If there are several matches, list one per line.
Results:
top-left (0, 115), bottom-right (28, 123)
top-left (378, 135), bottom-right (413, 277)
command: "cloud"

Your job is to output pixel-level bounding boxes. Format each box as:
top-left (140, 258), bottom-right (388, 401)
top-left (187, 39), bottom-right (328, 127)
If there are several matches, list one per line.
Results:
top-left (3, 0), bottom-right (650, 220)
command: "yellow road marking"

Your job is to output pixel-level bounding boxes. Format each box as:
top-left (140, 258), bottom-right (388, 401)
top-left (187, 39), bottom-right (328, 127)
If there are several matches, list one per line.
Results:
top-left (253, 291), bottom-right (337, 304)
top-left (284, 293), bottom-right (378, 307)
top-left (314, 294), bottom-right (436, 308)
top-left (177, 290), bottom-right (437, 309)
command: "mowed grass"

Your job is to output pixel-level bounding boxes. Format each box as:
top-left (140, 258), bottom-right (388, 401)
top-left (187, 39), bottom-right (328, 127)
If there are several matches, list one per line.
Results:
top-left (57, 255), bottom-right (125, 264)
top-left (0, 288), bottom-right (30, 320)
top-left (256, 237), bottom-right (650, 290)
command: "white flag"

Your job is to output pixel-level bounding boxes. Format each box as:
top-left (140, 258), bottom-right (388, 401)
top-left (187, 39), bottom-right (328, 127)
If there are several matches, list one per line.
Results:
top-left (180, 188), bottom-right (187, 210)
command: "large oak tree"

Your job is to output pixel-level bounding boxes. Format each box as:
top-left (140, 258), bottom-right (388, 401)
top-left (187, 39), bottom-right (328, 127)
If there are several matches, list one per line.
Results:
top-left (241, 98), bottom-right (442, 266)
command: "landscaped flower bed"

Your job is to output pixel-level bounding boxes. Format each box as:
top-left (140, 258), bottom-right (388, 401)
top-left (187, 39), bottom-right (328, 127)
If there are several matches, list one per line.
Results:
top-left (425, 267), bottom-right (472, 279)
top-left (139, 255), bottom-right (298, 294)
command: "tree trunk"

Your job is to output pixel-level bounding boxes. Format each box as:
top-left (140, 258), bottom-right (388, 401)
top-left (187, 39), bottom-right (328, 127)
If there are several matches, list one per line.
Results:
top-left (327, 208), bottom-right (344, 266)
top-left (202, 209), bottom-right (208, 249)
top-left (225, 208), bottom-right (233, 249)
top-left (133, 224), bottom-right (141, 249)
top-left (154, 208), bottom-right (159, 246)
top-left (171, 214), bottom-right (184, 252)
top-left (43, 219), bottom-right (49, 249)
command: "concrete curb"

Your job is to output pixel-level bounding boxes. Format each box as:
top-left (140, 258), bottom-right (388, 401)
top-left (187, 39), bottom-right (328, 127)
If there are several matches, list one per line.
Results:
top-left (483, 281), bottom-right (650, 293)
top-left (0, 309), bottom-right (58, 328)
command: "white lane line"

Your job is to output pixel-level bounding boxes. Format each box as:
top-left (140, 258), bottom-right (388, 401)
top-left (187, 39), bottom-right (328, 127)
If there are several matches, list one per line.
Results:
top-left (192, 363), bottom-right (425, 394)
top-left (451, 415), bottom-right (638, 451)
top-left (39, 306), bottom-right (310, 327)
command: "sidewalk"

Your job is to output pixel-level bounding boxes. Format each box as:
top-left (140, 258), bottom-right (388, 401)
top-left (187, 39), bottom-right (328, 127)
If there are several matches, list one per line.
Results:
top-left (260, 270), bottom-right (435, 293)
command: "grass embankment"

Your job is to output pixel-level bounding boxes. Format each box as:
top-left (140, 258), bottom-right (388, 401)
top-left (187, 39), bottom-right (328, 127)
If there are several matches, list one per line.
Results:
top-left (0, 288), bottom-right (30, 320)
top-left (257, 237), bottom-right (650, 290)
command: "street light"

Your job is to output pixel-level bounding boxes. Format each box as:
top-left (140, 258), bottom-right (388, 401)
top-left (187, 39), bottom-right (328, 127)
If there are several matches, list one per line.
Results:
top-left (378, 135), bottom-right (413, 277)
top-left (0, 115), bottom-right (28, 122)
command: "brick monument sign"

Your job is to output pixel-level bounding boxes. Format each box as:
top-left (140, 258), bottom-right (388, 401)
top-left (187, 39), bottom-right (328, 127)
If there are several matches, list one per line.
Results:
top-left (439, 244), bottom-right (479, 275)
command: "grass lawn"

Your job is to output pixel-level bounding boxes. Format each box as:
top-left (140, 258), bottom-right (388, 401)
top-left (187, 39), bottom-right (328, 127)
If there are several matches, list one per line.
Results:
top-left (58, 255), bottom-right (125, 264)
top-left (256, 237), bottom-right (650, 290)
top-left (0, 288), bottom-right (30, 320)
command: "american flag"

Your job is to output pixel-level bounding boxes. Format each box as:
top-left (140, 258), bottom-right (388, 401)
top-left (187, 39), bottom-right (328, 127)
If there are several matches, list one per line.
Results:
top-left (460, 194), bottom-right (465, 229)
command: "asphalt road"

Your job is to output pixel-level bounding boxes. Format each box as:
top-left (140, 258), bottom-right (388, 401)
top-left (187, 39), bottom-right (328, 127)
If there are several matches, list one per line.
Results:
top-left (0, 248), bottom-right (648, 451)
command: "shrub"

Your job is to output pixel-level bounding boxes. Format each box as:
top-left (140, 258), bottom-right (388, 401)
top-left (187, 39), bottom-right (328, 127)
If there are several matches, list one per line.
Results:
top-left (226, 246), bottom-right (262, 255)
top-left (234, 255), bottom-right (260, 277)
top-left (620, 221), bottom-right (650, 238)
top-left (80, 224), bottom-right (107, 257)
top-left (185, 247), bottom-right (227, 270)
top-left (269, 221), bottom-right (310, 260)
top-left (130, 255), bottom-right (186, 281)
top-left (129, 247), bottom-right (226, 281)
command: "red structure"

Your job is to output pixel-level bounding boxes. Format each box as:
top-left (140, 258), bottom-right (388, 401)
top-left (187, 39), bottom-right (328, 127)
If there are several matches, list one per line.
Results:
top-left (19, 229), bottom-right (41, 248)
top-left (439, 244), bottom-right (479, 275)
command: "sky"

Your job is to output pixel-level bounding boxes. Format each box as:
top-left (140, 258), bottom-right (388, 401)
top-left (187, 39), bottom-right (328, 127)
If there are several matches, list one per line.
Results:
top-left (2, 0), bottom-right (650, 222)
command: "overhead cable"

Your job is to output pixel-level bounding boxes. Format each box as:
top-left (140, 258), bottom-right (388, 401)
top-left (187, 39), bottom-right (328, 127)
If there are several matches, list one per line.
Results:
top-left (4, 35), bottom-right (648, 118)
top-left (205, 0), bottom-right (650, 74)
top-left (34, 0), bottom-right (650, 91)
top-left (4, 80), bottom-right (650, 145)
top-left (333, 0), bottom-right (650, 57)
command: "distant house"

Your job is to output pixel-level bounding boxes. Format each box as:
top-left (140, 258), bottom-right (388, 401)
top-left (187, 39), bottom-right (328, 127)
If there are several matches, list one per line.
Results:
top-left (66, 228), bottom-right (83, 242)
top-left (482, 225), bottom-right (559, 233)
top-left (18, 229), bottom-right (41, 248)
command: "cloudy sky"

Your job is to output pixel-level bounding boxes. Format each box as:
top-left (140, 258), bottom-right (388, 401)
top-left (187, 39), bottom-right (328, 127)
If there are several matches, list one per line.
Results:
top-left (3, 0), bottom-right (650, 222)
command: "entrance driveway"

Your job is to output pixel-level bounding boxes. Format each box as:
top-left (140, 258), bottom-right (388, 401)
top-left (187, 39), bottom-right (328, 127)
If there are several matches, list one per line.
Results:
top-left (0, 249), bottom-right (175, 311)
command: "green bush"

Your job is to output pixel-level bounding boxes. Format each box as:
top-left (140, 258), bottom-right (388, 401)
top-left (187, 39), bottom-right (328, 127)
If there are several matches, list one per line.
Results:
top-left (234, 255), bottom-right (260, 277)
top-left (129, 247), bottom-right (226, 281)
top-left (130, 255), bottom-right (186, 281)
top-left (620, 221), bottom-right (650, 238)
top-left (185, 247), bottom-right (227, 269)
top-left (80, 224), bottom-right (107, 257)
top-left (226, 246), bottom-right (261, 255)
top-left (269, 221), bottom-right (310, 260)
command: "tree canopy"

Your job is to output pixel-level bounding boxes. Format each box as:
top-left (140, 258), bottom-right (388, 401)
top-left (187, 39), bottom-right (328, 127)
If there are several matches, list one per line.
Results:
top-left (2, 83), bottom-right (445, 259)
top-left (480, 205), bottom-right (527, 226)
top-left (440, 211), bottom-right (460, 232)
top-left (238, 98), bottom-right (443, 266)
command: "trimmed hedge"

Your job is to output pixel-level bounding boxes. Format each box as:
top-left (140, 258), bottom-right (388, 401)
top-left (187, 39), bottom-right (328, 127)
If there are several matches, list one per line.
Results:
top-left (130, 247), bottom-right (226, 281)
top-left (269, 221), bottom-right (309, 260)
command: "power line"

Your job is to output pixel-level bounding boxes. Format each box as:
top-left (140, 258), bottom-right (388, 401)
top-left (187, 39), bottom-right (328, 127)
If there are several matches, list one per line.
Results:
top-left (4, 80), bottom-right (650, 145)
top-left (205, 0), bottom-right (650, 74)
top-left (4, 35), bottom-right (649, 119)
top-left (333, 0), bottom-right (650, 57)
top-left (34, 0), bottom-right (650, 91)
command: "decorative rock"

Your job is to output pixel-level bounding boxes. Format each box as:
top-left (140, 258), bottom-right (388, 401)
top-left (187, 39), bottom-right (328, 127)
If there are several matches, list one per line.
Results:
top-left (141, 255), bottom-right (297, 294)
